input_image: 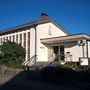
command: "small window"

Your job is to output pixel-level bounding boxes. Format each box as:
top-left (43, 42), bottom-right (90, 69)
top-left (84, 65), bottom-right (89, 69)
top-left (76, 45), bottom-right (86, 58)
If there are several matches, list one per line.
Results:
top-left (16, 34), bottom-right (18, 43)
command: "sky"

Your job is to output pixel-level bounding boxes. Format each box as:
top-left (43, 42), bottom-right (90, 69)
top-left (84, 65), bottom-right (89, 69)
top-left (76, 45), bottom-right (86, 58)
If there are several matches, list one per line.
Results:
top-left (0, 0), bottom-right (90, 34)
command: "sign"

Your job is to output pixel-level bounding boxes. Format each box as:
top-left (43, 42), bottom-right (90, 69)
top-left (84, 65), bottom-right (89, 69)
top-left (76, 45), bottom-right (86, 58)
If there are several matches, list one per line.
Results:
top-left (80, 58), bottom-right (89, 66)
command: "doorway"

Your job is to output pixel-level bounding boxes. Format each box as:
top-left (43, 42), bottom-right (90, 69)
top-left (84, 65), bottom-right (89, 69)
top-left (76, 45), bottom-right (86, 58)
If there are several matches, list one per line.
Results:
top-left (60, 46), bottom-right (65, 61)
top-left (53, 45), bottom-right (65, 61)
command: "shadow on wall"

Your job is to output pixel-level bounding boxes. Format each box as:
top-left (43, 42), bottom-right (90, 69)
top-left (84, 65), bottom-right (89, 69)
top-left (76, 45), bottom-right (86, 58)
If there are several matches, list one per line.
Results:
top-left (65, 43), bottom-right (76, 48)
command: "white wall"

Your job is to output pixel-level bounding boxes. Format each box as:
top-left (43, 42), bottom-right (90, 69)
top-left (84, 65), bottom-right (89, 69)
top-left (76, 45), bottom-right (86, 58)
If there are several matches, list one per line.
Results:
top-left (65, 42), bottom-right (83, 62)
top-left (30, 28), bottom-right (35, 58)
top-left (36, 22), bottom-right (68, 62)
top-left (64, 41), bottom-right (90, 62)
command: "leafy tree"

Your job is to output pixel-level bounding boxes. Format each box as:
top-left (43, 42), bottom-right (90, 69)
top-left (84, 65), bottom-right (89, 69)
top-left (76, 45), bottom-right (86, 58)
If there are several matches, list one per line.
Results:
top-left (0, 41), bottom-right (25, 69)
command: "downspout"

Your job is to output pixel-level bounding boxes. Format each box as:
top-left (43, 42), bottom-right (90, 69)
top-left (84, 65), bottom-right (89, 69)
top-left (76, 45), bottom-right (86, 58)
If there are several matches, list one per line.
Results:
top-left (34, 26), bottom-right (37, 63)
top-left (82, 45), bottom-right (85, 58)
top-left (26, 26), bottom-right (37, 78)
top-left (86, 40), bottom-right (89, 65)
top-left (86, 40), bottom-right (89, 58)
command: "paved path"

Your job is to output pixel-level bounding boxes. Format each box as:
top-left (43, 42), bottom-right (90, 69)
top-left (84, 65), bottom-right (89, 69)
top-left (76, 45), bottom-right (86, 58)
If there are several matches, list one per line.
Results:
top-left (0, 78), bottom-right (80, 90)
top-left (0, 74), bottom-right (14, 87)
top-left (0, 72), bottom-right (90, 90)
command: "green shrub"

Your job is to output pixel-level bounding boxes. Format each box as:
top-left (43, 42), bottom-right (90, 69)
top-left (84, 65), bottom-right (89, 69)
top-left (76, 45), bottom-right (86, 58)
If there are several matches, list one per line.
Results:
top-left (0, 41), bottom-right (25, 69)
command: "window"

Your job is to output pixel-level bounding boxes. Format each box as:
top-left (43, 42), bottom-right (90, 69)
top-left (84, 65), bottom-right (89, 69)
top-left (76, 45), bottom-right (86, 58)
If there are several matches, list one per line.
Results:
top-left (23, 33), bottom-right (26, 48)
top-left (20, 34), bottom-right (22, 45)
top-left (3, 37), bottom-right (5, 42)
top-left (9, 36), bottom-right (11, 41)
top-left (0, 38), bottom-right (2, 44)
top-left (16, 34), bottom-right (18, 43)
top-left (27, 32), bottom-right (30, 60)
top-left (13, 35), bottom-right (15, 42)
top-left (6, 37), bottom-right (8, 41)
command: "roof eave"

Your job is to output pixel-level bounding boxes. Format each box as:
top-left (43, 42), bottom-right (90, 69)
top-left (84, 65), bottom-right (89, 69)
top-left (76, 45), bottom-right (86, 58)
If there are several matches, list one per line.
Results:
top-left (41, 34), bottom-right (90, 44)
top-left (0, 18), bottom-right (70, 35)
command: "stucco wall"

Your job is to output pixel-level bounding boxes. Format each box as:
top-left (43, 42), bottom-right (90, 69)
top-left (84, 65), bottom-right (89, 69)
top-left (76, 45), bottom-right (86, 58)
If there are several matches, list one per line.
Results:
top-left (36, 22), bottom-right (68, 62)
top-left (30, 28), bottom-right (35, 58)
top-left (64, 42), bottom-right (83, 62)
top-left (64, 41), bottom-right (90, 62)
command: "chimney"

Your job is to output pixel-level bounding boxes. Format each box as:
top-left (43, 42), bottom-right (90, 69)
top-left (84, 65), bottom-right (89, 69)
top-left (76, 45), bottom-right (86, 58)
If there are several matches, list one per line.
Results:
top-left (41, 13), bottom-right (49, 20)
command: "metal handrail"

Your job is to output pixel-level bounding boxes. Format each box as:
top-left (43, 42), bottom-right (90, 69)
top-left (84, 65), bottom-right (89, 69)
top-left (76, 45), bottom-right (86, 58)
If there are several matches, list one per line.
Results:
top-left (65, 54), bottom-right (72, 62)
top-left (55, 53), bottom-right (72, 61)
top-left (22, 55), bottom-right (37, 66)
top-left (65, 54), bottom-right (72, 58)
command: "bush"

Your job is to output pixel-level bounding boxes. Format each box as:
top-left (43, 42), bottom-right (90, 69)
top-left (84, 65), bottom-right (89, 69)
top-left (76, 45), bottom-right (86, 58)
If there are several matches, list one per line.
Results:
top-left (0, 41), bottom-right (25, 69)
top-left (41, 66), bottom-right (90, 83)
top-left (41, 66), bottom-right (74, 82)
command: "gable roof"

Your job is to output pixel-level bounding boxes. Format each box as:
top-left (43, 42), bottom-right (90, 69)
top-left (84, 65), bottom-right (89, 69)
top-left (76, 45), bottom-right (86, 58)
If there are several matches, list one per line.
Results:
top-left (0, 14), bottom-right (70, 35)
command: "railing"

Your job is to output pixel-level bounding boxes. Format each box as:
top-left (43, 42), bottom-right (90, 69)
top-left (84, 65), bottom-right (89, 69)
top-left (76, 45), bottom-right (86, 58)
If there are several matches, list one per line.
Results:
top-left (49, 53), bottom-right (72, 66)
top-left (53, 53), bottom-right (72, 62)
top-left (65, 54), bottom-right (72, 62)
top-left (22, 55), bottom-right (37, 66)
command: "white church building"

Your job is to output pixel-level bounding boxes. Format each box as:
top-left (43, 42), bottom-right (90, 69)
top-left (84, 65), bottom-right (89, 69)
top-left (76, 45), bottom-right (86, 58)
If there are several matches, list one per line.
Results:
top-left (0, 13), bottom-right (90, 66)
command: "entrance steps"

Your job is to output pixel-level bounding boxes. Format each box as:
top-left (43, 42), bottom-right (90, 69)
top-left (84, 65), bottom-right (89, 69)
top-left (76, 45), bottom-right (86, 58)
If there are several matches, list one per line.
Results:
top-left (27, 62), bottom-right (50, 79)
top-left (29, 62), bottom-right (50, 70)
top-left (26, 61), bottom-right (66, 79)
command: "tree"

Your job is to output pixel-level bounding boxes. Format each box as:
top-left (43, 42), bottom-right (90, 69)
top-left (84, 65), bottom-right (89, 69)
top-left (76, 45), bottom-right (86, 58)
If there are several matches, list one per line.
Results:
top-left (0, 41), bottom-right (25, 69)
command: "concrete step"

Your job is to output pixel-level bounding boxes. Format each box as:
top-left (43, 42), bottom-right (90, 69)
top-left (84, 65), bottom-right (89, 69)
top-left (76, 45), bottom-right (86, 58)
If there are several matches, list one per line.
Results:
top-left (27, 62), bottom-right (50, 79)
top-left (29, 62), bottom-right (50, 70)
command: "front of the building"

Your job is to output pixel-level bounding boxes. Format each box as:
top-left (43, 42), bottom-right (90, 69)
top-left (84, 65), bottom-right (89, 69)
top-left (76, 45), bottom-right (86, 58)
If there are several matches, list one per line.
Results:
top-left (0, 13), bottom-right (90, 66)
top-left (41, 34), bottom-right (90, 65)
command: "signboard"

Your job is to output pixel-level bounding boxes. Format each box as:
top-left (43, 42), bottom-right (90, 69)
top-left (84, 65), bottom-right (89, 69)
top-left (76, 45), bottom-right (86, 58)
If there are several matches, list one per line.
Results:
top-left (80, 58), bottom-right (89, 66)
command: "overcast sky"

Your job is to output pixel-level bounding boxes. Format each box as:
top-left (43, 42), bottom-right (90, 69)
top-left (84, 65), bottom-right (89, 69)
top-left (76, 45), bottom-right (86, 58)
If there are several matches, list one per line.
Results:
top-left (0, 0), bottom-right (90, 34)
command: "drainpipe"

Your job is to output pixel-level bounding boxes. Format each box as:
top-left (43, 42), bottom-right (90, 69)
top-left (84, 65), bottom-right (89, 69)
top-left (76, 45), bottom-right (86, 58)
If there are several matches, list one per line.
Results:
top-left (82, 45), bottom-right (85, 58)
top-left (34, 26), bottom-right (37, 63)
top-left (86, 40), bottom-right (89, 58)
top-left (26, 25), bottom-right (37, 78)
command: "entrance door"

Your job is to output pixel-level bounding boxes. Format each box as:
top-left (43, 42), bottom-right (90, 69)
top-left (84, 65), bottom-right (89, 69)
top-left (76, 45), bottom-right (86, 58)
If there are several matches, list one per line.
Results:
top-left (53, 46), bottom-right (59, 61)
top-left (60, 46), bottom-right (65, 61)
top-left (53, 46), bottom-right (65, 61)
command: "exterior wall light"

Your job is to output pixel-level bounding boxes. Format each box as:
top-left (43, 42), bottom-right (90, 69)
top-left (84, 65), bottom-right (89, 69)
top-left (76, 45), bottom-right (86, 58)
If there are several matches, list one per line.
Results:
top-left (77, 39), bottom-right (89, 66)
top-left (77, 39), bottom-right (87, 58)
top-left (77, 39), bottom-right (86, 46)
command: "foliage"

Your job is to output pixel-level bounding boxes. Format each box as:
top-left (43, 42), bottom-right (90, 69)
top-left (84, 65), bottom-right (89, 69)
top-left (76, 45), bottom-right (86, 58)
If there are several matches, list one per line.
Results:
top-left (41, 66), bottom-right (90, 83)
top-left (62, 63), bottom-right (71, 68)
top-left (0, 41), bottom-right (25, 69)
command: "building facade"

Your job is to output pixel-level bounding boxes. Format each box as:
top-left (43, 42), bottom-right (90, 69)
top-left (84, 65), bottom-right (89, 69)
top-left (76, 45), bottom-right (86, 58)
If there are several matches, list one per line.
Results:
top-left (0, 13), bottom-right (90, 66)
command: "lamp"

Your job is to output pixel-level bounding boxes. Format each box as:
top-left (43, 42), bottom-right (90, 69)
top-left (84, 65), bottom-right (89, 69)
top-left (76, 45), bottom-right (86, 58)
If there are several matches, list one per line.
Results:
top-left (77, 39), bottom-right (86, 46)
top-left (77, 40), bottom-right (81, 45)
top-left (77, 39), bottom-right (87, 58)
